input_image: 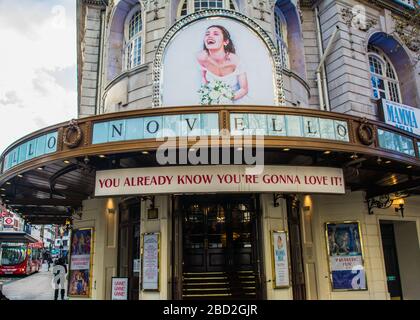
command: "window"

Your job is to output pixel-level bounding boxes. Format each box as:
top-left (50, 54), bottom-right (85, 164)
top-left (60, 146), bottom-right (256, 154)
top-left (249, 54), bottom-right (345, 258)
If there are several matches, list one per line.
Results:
top-left (274, 7), bottom-right (289, 69)
top-left (178, 0), bottom-right (236, 17)
top-left (195, 0), bottom-right (224, 11)
top-left (368, 45), bottom-right (401, 103)
top-left (125, 9), bottom-right (143, 70)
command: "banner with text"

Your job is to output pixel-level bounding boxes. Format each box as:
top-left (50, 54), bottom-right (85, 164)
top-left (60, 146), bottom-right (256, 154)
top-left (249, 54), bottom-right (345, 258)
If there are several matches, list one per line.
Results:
top-left (95, 165), bottom-right (345, 196)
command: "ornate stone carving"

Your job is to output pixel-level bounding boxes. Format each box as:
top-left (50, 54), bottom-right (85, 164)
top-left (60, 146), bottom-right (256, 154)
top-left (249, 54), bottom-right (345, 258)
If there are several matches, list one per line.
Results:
top-left (63, 120), bottom-right (83, 149)
top-left (357, 118), bottom-right (375, 146)
top-left (341, 7), bottom-right (377, 32)
top-left (393, 13), bottom-right (420, 54)
top-left (106, 0), bottom-right (114, 24)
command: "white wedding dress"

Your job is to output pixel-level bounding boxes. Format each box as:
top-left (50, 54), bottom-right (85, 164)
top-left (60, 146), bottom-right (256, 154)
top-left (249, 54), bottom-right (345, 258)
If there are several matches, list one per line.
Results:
top-left (200, 63), bottom-right (251, 105)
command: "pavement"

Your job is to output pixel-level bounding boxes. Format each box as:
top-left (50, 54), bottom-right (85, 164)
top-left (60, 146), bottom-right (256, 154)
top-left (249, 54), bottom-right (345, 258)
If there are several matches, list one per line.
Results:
top-left (0, 263), bottom-right (68, 300)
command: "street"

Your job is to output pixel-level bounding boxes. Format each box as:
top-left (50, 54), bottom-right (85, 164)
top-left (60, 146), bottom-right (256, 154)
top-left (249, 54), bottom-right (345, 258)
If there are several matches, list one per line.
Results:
top-left (0, 263), bottom-right (68, 300)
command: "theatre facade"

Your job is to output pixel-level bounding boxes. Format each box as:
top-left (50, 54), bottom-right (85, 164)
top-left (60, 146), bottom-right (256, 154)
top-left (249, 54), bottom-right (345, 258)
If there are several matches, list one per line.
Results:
top-left (1, 0), bottom-right (420, 300)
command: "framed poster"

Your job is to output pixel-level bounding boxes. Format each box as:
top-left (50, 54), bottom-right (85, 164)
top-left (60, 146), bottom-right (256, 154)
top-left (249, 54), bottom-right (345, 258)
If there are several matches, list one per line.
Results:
top-left (325, 221), bottom-right (367, 291)
top-left (111, 277), bottom-right (128, 300)
top-left (141, 233), bottom-right (160, 291)
top-left (68, 228), bottom-right (94, 298)
top-left (271, 231), bottom-right (290, 288)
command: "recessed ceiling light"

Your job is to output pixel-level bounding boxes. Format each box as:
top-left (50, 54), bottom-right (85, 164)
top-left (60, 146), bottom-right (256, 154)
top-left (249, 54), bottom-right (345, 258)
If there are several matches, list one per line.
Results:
top-left (283, 148), bottom-right (290, 151)
top-left (5, 182), bottom-right (11, 185)
top-left (406, 165), bottom-right (412, 169)
top-left (17, 174), bottom-right (23, 178)
top-left (37, 167), bottom-right (44, 170)
top-left (99, 155), bottom-right (106, 158)
top-left (385, 160), bottom-right (391, 164)
top-left (142, 151), bottom-right (149, 155)
top-left (1, 194), bottom-right (6, 197)
top-left (0, 188), bottom-right (5, 191)
top-left (324, 151), bottom-right (331, 155)
top-left (63, 160), bottom-right (70, 164)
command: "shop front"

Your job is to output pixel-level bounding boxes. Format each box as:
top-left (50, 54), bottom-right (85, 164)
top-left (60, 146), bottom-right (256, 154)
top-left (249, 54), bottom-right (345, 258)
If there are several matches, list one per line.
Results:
top-left (0, 105), bottom-right (419, 300)
top-left (1, 6), bottom-right (420, 300)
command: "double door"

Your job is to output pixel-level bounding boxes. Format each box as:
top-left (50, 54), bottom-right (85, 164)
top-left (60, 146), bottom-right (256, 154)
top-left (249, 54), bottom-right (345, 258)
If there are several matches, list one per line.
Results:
top-left (182, 196), bottom-right (257, 273)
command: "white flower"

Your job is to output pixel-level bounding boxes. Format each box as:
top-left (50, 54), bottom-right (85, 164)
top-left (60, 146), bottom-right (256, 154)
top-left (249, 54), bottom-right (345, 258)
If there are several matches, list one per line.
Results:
top-left (209, 90), bottom-right (221, 100)
top-left (219, 96), bottom-right (232, 104)
top-left (198, 80), bottom-right (235, 105)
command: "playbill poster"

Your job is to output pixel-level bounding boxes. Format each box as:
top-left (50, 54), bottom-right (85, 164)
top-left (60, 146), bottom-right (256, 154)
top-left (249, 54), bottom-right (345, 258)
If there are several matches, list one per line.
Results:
top-left (68, 228), bottom-right (93, 297)
top-left (272, 231), bottom-right (290, 288)
top-left (326, 222), bottom-right (367, 291)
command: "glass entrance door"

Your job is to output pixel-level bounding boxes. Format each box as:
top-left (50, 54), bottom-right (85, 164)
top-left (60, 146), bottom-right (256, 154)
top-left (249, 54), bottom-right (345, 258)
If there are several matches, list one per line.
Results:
top-left (182, 197), bottom-right (255, 272)
top-left (380, 222), bottom-right (403, 299)
top-left (118, 200), bottom-right (141, 300)
top-left (181, 195), bottom-right (260, 299)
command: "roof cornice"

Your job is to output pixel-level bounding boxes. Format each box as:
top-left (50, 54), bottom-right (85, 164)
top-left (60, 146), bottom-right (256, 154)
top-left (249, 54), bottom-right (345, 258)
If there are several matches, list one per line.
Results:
top-left (81, 0), bottom-right (108, 7)
top-left (303, 0), bottom-right (414, 17)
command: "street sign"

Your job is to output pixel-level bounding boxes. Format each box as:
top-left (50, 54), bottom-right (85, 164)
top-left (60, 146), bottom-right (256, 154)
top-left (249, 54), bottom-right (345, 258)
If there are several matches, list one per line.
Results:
top-left (4, 217), bottom-right (14, 228)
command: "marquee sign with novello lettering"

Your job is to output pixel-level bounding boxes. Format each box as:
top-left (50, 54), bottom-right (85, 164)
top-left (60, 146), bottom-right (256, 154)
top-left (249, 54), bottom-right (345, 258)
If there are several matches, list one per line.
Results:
top-left (92, 113), bottom-right (219, 144)
top-left (2, 131), bottom-right (58, 172)
top-left (91, 112), bottom-right (350, 144)
top-left (230, 113), bottom-right (349, 141)
top-left (95, 165), bottom-right (345, 196)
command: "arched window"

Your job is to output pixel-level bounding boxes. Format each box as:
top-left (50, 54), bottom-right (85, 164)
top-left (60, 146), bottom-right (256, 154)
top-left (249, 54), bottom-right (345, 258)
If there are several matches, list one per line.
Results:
top-left (368, 45), bottom-right (401, 103)
top-left (274, 7), bottom-right (289, 69)
top-left (178, 0), bottom-right (237, 17)
top-left (125, 8), bottom-right (143, 70)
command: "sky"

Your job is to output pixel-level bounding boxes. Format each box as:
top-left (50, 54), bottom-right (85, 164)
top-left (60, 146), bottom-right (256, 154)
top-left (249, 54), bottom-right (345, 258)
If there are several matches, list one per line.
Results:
top-left (0, 0), bottom-right (77, 154)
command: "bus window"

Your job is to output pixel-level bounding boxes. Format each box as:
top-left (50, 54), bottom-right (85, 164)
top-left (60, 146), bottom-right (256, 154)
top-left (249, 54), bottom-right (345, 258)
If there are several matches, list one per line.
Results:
top-left (1, 244), bottom-right (27, 266)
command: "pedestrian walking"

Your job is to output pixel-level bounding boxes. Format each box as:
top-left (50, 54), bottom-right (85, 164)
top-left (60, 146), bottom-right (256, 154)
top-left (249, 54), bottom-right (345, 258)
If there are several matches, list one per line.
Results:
top-left (53, 257), bottom-right (67, 300)
top-left (0, 282), bottom-right (9, 300)
top-left (47, 252), bottom-right (53, 271)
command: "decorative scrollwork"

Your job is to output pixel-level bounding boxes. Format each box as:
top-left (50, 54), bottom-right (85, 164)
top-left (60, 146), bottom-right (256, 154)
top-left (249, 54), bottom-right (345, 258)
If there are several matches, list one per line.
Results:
top-left (63, 119), bottom-right (83, 149)
top-left (366, 194), bottom-right (392, 215)
top-left (392, 7), bottom-right (420, 54)
top-left (358, 118), bottom-right (375, 146)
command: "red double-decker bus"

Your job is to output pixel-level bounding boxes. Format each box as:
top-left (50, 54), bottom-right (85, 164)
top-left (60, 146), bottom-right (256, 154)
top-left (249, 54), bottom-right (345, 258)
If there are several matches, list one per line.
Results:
top-left (0, 241), bottom-right (43, 276)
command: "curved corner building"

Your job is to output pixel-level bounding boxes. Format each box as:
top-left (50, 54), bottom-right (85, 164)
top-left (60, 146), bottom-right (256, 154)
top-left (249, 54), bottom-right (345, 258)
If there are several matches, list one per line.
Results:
top-left (1, 0), bottom-right (419, 300)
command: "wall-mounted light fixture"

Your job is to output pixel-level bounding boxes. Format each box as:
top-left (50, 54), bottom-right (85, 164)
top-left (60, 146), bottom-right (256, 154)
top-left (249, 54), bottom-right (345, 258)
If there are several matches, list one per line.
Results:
top-left (140, 196), bottom-right (158, 219)
top-left (393, 198), bottom-right (405, 218)
top-left (273, 194), bottom-right (284, 207)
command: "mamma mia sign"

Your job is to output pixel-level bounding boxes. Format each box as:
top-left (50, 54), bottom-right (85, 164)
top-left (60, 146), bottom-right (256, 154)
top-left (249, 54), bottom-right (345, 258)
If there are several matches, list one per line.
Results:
top-left (381, 99), bottom-right (419, 136)
top-left (95, 165), bottom-right (345, 196)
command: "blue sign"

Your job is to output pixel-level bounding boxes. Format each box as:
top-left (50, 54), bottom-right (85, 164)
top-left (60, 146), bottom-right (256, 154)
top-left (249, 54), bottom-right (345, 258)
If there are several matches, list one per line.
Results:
top-left (92, 113), bottom-right (219, 144)
top-left (392, 0), bottom-right (417, 9)
top-left (230, 113), bottom-right (349, 142)
top-left (382, 99), bottom-right (419, 136)
top-left (378, 129), bottom-right (416, 157)
top-left (2, 131), bottom-right (58, 172)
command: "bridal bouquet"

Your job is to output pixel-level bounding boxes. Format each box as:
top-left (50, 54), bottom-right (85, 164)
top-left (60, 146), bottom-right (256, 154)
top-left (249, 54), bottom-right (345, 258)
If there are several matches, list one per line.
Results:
top-left (198, 80), bottom-right (235, 105)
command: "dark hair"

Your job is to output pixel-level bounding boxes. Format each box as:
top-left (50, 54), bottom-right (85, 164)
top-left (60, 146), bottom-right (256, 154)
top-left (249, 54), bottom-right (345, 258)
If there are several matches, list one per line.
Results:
top-left (203, 25), bottom-right (236, 54)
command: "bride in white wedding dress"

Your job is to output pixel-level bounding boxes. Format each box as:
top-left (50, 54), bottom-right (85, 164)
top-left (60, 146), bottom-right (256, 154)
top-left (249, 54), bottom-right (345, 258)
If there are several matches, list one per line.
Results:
top-left (196, 25), bottom-right (250, 105)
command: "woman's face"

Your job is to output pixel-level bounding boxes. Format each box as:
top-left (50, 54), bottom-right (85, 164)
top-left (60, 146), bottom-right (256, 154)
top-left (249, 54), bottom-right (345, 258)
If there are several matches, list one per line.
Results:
top-left (204, 27), bottom-right (227, 51)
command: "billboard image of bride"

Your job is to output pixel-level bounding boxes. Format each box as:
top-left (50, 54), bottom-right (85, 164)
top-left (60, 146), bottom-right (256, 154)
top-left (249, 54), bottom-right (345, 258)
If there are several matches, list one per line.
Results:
top-left (161, 17), bottom-right (276, 106)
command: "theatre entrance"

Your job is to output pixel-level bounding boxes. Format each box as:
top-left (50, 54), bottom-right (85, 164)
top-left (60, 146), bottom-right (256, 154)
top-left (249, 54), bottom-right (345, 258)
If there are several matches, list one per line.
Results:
top-left (173, 194), bottom-right (262, 300)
